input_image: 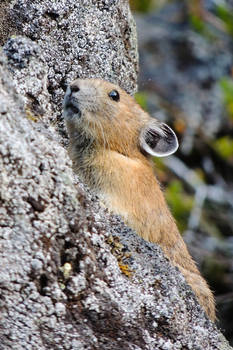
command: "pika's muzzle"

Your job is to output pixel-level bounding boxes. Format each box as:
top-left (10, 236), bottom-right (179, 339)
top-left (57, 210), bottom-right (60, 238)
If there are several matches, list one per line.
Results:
top-left (63, 86), bottom-right (82, 119)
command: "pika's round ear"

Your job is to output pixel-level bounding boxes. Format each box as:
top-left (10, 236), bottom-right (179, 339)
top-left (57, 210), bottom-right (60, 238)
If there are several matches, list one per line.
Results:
top-left (139, 121), bottom-right (179, 157)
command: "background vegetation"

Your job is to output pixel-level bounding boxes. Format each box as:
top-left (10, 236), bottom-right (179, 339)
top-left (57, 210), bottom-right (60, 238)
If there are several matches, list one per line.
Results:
top-left (130, 0), bottom-right (233, 344)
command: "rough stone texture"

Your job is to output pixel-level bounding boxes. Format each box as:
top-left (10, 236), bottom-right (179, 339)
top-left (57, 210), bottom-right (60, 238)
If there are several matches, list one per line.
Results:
top-left (0, 0), bottom-right (232, 349)
top-left (3, 37), bottom-right (52, 123)
top-left (1, 0), bottom-right (138, 125)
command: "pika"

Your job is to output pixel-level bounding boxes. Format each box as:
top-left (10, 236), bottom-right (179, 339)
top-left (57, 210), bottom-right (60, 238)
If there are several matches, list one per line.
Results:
top-left (63, 78), bottom-right (215, 321)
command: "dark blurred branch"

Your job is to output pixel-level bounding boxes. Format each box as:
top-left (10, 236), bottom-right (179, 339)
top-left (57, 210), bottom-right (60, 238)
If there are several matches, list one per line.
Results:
top-left (164, 155), bottom-right (233, 230)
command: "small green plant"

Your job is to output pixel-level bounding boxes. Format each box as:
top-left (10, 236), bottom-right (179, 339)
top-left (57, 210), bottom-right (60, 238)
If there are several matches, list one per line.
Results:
top-left (165, 180), bottom-right (194, 233)
top-left (219, 77), bottom-right (233, 120)
top-left (212, 136), bottom-right (233, 161)
top-left (134, 91), bottom-right (148, 110)
top-left (202, 256), bottom-right (227, 289)
top-left (188, 13), bottom-right (216, 40)
top-left (189, 14), bottom-right (206, 33)
top-left (187, 0), bottom-right (216, 39)
top-left (216, 4), bottom-right (233, 37)
top-left (129, 0), bottom-right (157, 13)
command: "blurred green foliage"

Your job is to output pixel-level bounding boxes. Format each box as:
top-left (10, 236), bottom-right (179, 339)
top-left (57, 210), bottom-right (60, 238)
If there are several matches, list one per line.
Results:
top-left (214, 75), bottom-right (233, 176)
top-left (212, 136), bottom-right (233, 161)
top-left (130, 0), bottom-right (154, 13)
top-left (134, 92), bottom-right (148, 110)
top-left (129, 0), bottom-right (164, 13)
top-left (219, 77), bottom-right (233, 120)
top-left (130, 1), bottom-right (233, 337)
top-left (165, 180), bottom-right (194, 232)
top-left (189, 14), bottom-right (206, 34)
top-left (188, 14), bottom-right (215, 40)
top-left (216, 4), bottom-right (233, 37)
top-left (202, 256), bottom-right (227, 290)
top-left (187, 0), bottom-right (233, 39)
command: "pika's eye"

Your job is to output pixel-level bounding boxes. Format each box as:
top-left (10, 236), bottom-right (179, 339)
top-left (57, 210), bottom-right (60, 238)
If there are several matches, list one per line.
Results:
top-left (108, 90), bottom-right (120, 102)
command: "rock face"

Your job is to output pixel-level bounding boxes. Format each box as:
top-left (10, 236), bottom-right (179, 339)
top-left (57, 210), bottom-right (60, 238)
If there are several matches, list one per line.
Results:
top-left (0, 1), bottom-right (232, 349)
top-left (1, 0), bottom-right (138, 122)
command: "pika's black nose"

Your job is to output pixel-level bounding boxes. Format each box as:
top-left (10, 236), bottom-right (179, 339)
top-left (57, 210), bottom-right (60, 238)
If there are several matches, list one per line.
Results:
top-left (70, 84), bottom-right (80, 93)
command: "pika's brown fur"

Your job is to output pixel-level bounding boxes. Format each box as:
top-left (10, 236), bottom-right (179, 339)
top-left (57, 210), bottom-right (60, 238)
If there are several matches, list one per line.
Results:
top-left (63, 78), bottom-right (215, 321)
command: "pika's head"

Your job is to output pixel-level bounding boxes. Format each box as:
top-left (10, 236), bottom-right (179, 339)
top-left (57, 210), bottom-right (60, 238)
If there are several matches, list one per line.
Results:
top-left (63, 78), bottom-right (178, 157)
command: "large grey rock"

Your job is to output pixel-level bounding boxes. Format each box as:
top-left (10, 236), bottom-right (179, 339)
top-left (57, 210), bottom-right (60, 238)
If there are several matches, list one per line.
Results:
top-left (1, 0), bottom-right (138, 123)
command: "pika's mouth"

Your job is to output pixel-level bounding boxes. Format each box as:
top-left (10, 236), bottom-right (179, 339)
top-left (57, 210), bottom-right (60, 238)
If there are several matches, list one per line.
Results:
top-left (63, 97), bottom-right (82, 119)
top-left (66, 102), bottom-right (81, 115)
